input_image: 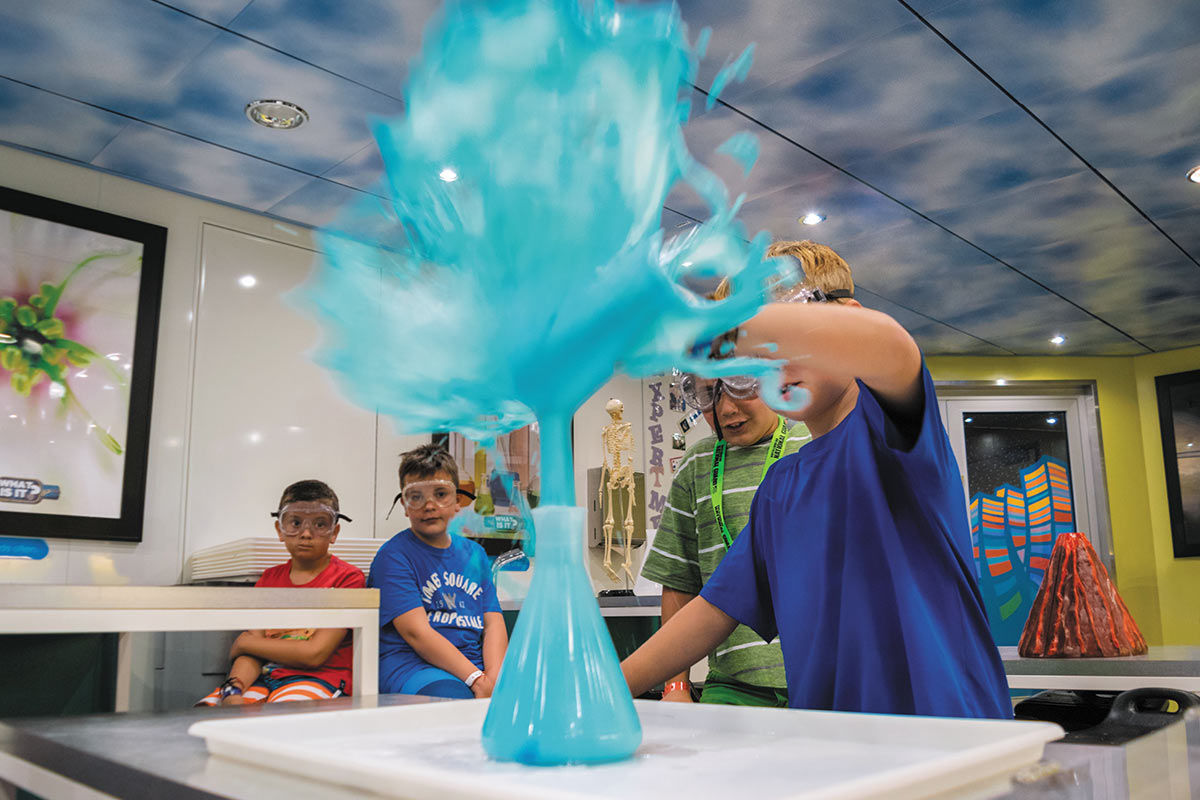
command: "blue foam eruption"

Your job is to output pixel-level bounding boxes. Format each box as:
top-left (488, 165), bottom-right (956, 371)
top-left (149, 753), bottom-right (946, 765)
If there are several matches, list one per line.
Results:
top-left (304, 0), bottom-right (793, 766)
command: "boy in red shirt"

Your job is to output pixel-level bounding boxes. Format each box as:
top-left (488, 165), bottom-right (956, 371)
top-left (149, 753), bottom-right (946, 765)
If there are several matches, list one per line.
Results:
top-left (197, 480), bottom-right (365, 705)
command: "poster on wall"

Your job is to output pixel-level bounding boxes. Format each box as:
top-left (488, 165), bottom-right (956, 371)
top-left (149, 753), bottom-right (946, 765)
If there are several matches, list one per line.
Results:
top-left (446, 425), bottom-right (539, 540)
top-left (0, 186), bottom-right (166, 542)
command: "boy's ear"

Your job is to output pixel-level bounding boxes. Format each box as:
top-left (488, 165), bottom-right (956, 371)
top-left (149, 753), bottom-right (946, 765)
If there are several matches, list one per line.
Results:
top-left (328, 523), bottom-right (340, 544)
top-left (274, 521), bottom-right (285, 543)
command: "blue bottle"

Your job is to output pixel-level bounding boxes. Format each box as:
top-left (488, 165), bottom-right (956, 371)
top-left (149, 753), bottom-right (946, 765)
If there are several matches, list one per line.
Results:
top-left (482, 505), bottom-right (642, 765)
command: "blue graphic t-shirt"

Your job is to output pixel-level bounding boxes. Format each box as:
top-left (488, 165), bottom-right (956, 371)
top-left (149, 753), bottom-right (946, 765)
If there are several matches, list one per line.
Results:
top-left (701, 364), bottom-right (1012, 719)
top-left (368, 529), bottom-right (502, 692)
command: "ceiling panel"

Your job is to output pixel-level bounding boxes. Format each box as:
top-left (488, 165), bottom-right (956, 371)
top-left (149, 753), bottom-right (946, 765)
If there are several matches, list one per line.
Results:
top-left (0, 0), bottom-right (221, 108)
top-left (91, 122), bottom-right (311, 211)
top-left (0, 78), bottom-right (131, 163)
top-left (126, 31), bottom-right (404, 176)
top-left (226, 0), bottom-right (439, 99)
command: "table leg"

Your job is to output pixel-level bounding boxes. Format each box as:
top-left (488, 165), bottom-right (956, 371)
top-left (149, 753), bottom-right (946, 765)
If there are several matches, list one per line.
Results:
top-left (114, 632), bottom-right (132, 712)
top-left (353, 621), bottom-right (379, 696)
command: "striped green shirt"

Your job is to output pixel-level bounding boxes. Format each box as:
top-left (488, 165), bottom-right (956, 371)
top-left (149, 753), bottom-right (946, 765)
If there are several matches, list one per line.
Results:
top-left (641, 420), bottom-right (811, 688)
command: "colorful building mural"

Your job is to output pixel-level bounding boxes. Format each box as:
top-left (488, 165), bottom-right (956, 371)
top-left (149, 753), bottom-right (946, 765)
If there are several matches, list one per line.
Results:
top-left (969, 456), bottom-right (1076, 644)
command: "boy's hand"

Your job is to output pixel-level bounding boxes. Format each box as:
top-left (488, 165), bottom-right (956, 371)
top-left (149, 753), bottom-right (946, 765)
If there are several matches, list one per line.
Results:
top-left (471, 672), bottom-right (495, 699)
top-left (220, 694), bottom-right (246, 706)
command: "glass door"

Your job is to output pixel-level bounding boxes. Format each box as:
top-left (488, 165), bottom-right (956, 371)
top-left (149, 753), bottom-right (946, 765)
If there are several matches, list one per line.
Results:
top-left (944, 395), bottom-right (1106, 645)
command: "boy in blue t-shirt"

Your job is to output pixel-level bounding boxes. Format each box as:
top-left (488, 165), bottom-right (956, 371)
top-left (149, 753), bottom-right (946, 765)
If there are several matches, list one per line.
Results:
top-left (623, 281), bottom-right (1011, 719)
top-left (368, 444), bottom-right (507, 698)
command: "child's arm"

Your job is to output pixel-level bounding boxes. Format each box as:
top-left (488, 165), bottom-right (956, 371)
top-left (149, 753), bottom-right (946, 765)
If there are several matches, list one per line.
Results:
top-left (230, 628), bottom-right (348, 670)
top-left (621, 596), bottom-right (737, 698)
top-left (220, 655), bottom-right (263, 705)
top-left (480, 610), bottom-right (508, 685)
top-left (391, 608), bottom-right (490, 694)
top-left (739, 303), bottom-right (923, 421)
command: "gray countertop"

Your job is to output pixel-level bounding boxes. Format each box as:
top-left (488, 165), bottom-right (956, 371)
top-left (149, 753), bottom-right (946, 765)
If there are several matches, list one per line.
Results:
top-left (999, 646), bottom-right (1200, 676)
top-left (0, 695), bottom-right (436, 800)
top-left (0, 584), bottom-right (379, 609)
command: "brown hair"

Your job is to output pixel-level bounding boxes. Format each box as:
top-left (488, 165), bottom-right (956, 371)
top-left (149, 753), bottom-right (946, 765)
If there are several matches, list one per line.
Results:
top-left (767, 240), bottom-right (855, 304)
top-left (398, 443), bottom-right (460, 488)
top-left (278, 479), bottom-right (339, 511)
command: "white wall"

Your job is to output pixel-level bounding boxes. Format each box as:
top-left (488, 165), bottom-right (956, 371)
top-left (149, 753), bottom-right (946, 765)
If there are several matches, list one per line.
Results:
top-left (1, 144), bottom-right (708, 588)
top-left (1, 145), bottom-right (324, 584)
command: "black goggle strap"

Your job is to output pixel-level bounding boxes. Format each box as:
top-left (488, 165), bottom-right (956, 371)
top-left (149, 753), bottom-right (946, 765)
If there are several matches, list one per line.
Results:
top-left (711, 381), bottom-right (725, 441)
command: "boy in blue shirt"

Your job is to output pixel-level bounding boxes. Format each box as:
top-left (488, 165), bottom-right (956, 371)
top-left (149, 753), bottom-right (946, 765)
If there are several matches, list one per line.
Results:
top-left (368, 444), bottom-right (507, 698)
top-left (623, 273), bottom-right (1011, 718)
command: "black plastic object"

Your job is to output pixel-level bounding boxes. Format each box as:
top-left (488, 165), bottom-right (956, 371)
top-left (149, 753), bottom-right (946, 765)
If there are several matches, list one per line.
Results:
top-left (1061, 687), bottom-right (1200, 745)
top-left (1014, 690), bottom-right (1120, 732)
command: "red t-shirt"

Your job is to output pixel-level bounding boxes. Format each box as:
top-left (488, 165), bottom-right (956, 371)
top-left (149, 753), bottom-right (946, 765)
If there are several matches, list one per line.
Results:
top-left (254, 555), bottom-right (366, 694)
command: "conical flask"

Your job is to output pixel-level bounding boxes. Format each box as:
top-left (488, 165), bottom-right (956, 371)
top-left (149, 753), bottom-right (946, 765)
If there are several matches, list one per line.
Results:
top-left (481, 505), bottom-right (642, 765)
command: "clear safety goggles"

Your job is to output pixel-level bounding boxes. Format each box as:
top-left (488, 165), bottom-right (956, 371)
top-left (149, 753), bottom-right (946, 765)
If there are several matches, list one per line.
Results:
top-left (399, 480), bottom-right (459, 509)
top-left (774, 284), bottom-right (853, 304)
top-left (271, 503), bottom-right (350, 537)
top-left (679, 373), bottom-right (760, 412)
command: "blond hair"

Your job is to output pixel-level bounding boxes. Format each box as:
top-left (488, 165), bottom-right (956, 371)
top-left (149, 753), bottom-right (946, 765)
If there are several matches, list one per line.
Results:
top-left (767, 240), bottom-right (855, 304)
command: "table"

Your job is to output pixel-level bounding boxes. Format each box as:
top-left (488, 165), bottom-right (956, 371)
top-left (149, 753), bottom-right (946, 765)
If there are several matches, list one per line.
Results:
top-left (1000, 646), bottom-right (1200, 692)
top-left (0, 585), bottom-right (380, 710)
top-left (1, 695), bottom-right (1197, 800)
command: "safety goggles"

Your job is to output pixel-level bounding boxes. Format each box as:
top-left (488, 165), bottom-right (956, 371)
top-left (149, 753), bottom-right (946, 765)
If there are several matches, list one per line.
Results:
top-left (270, 503), bottom-right (350, 537)
top-left (775, 284), bottom-right (854, 304)
top-left (399, 480), bottom-right (459, 510)
top-left (679, 372), bottom-right (760, 412)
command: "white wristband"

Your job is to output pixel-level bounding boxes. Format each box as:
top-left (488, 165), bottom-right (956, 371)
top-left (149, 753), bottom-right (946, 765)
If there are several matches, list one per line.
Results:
top-left (465, 669), bottom-right (484, 688)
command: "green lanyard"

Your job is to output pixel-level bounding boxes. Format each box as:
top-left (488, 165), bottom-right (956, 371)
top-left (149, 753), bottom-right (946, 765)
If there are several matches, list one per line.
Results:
top-left (711, 416), bottom-right (788, 550)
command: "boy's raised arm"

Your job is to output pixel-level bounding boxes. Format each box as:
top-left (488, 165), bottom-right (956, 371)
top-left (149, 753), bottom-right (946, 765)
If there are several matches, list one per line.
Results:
top-left (621, 596), bottom-right (737, 698)
top-left (739, 303), bottom-right (924, 421)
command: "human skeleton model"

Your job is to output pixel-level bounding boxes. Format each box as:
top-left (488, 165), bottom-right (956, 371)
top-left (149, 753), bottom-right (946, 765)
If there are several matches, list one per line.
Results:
top-left (598, 398), bottom-right (637, 583)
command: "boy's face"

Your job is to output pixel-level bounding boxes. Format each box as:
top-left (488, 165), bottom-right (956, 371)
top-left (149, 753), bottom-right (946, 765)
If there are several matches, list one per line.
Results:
top-left (702, 389), bottom-right (779, 446)
top-left (402, 470), bottom-right (460, 541)
top-left (275, 499), bottom-right (340, 561)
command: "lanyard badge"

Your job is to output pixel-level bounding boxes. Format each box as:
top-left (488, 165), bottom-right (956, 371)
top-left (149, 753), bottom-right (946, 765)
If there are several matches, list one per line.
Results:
top-left (710, 416), bottom-right (788, 550)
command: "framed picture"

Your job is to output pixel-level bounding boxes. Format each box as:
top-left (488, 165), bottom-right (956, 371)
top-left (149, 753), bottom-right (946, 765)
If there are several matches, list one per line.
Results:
top-left (0, 186), bottom-right (166, 542)
top-left (1155, 368), bottom-right (1200, 558)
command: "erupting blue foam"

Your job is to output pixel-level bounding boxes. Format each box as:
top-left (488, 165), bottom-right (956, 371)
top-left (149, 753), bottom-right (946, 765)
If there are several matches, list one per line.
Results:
top-left (304, 0), bottom-right (798, 766)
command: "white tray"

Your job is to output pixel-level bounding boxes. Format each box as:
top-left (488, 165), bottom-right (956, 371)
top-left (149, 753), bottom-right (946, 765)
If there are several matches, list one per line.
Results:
top-left (189, 700), bottom-right (1060, 800)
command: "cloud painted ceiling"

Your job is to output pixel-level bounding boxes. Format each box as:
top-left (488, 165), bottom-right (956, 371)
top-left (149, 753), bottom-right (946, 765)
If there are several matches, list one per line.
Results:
top-left (1, 0), bottom-right (1197, 355)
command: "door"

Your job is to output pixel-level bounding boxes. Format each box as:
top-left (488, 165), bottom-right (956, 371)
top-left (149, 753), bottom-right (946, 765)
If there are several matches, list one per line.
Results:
top-left (944, 395), bottom-right (1106, 645)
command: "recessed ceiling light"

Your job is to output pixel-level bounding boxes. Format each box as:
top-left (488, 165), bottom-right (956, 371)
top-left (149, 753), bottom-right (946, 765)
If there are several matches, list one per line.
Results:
top-left (245, 99), bottom-right (309, 130)
top-left (1188, 165), bottom-right (1200, 184)
top-left (439, 167), bottom-right (459, 182)
top-left (1046, 417), bottom-right (1058, 425)
top-left (1050, 334), bottom-right (1066, 345)
top-left (800, 212), bottom-right (825, 225)
top-left (238, 274), bottom-right (257, 288)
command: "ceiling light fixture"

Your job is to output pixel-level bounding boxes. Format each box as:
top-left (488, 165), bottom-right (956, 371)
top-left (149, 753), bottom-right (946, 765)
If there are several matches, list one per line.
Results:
top-left (245, 99), bottom-right (309, 130)
top-left (995, 379), bottom-right (1007, 386)
top-left (238, 274), bottom-right (257, 288)
top-left (1188, 165), bottom-right (1200, 184)
top-left (1050, 334), bottom-right (1066, 345)
top-left (439, 167), bottom-right (459, 182)
top-left (800, 212), bottom-right (825, 225)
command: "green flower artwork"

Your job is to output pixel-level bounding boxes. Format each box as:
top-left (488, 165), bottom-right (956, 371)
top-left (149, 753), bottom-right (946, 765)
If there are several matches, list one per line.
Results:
top-left (1, 251), bottom-right (131, 455)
